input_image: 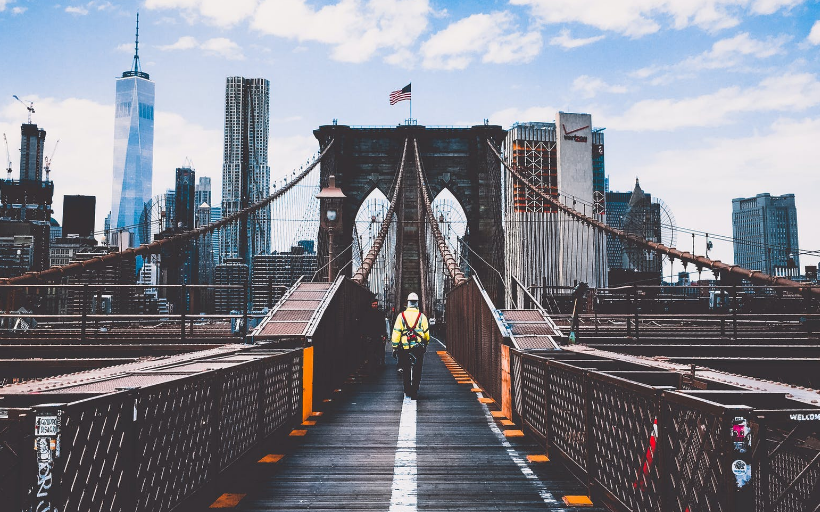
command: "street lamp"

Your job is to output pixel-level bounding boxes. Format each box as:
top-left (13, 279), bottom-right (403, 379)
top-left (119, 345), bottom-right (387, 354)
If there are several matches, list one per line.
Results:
top-left (316, 175), bottom-right (346, 281)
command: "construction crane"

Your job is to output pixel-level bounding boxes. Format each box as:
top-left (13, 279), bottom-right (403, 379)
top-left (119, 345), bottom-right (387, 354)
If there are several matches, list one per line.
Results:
top-left (12, 95), bottom-right (35, 123)
top-left (3, 133), bottom-right (11, 179)
top-left (44, 139), bottom-right (59, 181)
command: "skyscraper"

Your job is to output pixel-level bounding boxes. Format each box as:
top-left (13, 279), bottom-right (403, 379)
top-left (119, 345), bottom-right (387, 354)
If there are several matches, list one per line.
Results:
top-left (195, 176), bottom-right (211, 209)
top-left (174, 167), bottom-right (195, 231)
top-left (111, 13), bottom-right (154, 249)
top-left (20, 123), bottom-right (46, 181)
top-left (62, 195), bottom-right (96, 238)
top-left (732, 193), bottom-right (799, 275)
top-left (220, 77), bottom-right (270, 265)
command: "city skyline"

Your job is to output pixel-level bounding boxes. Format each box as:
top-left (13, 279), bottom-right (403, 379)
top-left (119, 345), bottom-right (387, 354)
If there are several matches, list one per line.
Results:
top-left (1, 1), bottom-right (819, 266)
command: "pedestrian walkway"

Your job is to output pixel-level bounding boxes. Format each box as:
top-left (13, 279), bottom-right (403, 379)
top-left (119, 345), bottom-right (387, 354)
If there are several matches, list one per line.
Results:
top-left (209, 341), bottom-right (605, 511)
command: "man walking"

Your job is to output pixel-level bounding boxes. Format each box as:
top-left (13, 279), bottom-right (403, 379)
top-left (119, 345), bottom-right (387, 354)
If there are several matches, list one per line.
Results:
top-left (391, 292), bottom-right (429, 399)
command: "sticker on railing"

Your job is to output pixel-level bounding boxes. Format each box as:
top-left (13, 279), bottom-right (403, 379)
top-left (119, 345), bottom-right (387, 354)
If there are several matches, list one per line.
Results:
top-left (731, 417), bottom-right (751, 454)
top-left (732, 459), bottom-right (751, 488)
top-left (35, 415), bottom-right (58, 436)
top-left (35, 412), bottom-right (61, 512)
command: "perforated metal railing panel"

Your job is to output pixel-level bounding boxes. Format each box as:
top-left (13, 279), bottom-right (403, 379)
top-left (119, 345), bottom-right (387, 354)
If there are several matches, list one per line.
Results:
top-left (756, 420), bottom-right (820, 512)
top-left (61, 392), bottom-right (133, 512)
top-left (661, 396), bottom-right (728, 512)
top-left (2, 348), bottom-right (305, 512)
top-left (548, 361), bottom-right (589, 473)
top-left (517, 352), bottom-right (549, 444)
top-left (588, 373), bottom-right (663, 512)
top-left (134, 373), bottom-right (216, 512)
top-left (0, 411), bottom-right (30, 512)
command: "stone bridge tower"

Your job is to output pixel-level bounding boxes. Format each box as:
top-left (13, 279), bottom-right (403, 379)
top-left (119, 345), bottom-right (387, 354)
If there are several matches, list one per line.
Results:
top-left (314, 124), bottom-right (507, 309)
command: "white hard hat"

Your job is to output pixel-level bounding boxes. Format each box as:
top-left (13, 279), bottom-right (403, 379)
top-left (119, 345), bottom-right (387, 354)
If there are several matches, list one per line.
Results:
top-left (407, 292), bottom-right (419, 301)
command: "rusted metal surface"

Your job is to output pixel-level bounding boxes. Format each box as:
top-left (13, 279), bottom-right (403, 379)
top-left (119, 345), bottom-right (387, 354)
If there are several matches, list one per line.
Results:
top-left (487, 140), bottom-right (819, 296)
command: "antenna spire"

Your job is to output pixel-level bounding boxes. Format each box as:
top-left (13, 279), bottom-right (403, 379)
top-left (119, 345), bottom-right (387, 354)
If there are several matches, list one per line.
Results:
top-left (123, 12), bottom-right (149, 79)
top-left (132, 12), bottom-right (142, 74)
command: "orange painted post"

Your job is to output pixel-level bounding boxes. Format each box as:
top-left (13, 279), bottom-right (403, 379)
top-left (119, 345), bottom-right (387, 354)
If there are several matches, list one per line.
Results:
top-left (302, 346), bottom-right (314, 421)
top-left (501, 345), bottom-right (512, 420)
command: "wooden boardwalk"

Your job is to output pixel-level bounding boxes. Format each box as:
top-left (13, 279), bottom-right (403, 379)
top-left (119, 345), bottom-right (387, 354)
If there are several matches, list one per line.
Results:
top-left (206, 341), bottom-right (605, 511)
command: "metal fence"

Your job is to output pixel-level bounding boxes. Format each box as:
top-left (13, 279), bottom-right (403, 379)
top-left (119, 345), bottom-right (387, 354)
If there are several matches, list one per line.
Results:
top-left (506, 349), bottom-right (820, 512)
top-left (445, 277), bottom-right (507, 402)
top-left (308, 277), bottom-right (374, 401)
top-left (1, 349), bottom-right (303, 512)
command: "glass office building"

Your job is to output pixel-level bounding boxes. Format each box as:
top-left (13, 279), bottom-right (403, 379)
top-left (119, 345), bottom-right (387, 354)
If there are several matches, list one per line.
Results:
top-left (111, 14), bottom-right (154, 249)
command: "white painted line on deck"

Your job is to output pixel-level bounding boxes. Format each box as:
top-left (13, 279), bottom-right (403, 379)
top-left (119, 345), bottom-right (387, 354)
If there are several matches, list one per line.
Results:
top-left (431, 336), bottom-right (446, 348)
top-left (476, 392), bottom-right (558, 505)
top-left (389, 395), bottom-right (417, 512)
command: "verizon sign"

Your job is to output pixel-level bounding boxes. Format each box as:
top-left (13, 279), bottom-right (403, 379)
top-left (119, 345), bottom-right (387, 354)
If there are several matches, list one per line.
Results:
top-left (562, 123), bottom-right (589, 143)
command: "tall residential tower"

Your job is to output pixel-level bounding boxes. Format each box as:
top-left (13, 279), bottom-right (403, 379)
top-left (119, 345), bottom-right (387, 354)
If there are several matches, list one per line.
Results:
top-left (220, 77), bottom-right (270, 265)
top-left (111, 13), bottom-right (154, 249)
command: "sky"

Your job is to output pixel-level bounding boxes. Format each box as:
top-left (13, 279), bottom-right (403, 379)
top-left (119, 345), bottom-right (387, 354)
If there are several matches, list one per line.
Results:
top-left (1, 0), bottom-right (819, 269)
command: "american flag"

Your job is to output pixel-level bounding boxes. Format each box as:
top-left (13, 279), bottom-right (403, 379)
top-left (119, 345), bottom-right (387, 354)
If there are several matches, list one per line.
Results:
top-left (389, 83), bottom-right (411, 105)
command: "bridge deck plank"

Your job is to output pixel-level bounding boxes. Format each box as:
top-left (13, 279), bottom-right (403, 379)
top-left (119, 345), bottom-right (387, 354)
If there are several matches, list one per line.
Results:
top-left (232, 341), bottom-right (604, 511)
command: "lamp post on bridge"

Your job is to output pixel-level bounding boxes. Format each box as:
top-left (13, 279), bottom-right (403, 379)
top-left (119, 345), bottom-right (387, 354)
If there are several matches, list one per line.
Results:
top-left (317, 175), bottom-right (346, 281)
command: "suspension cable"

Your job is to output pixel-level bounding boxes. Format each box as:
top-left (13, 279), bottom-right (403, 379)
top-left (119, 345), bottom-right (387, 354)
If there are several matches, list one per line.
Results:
top-left (0, 139), bottom-right (334, 285)
top-left (486, 139), bottom-right (818, 296)
top-left (413, 139), bottom-right (466, 285)
top-left (352, 138), bottom-right (408, 284)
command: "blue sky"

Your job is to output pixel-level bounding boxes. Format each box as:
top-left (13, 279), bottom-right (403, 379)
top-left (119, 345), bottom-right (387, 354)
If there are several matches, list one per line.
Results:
top-left (1, 0), bottom-right (819, 268)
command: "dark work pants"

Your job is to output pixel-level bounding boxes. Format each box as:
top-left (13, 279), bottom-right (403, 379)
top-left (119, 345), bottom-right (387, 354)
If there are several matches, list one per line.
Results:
top-left (397, 345), bottom-right (425, 397)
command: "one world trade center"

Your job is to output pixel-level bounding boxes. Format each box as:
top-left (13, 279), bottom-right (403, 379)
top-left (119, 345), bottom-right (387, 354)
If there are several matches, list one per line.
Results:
top-left (111, 13), bottom-right (154, 252)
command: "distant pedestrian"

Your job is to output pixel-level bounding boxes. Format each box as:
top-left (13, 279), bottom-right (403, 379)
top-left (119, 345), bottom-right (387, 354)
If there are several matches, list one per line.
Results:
top-left (363, 298), bottom-right (387, 373)
top-left (391, 292), bottom-right (429, 400)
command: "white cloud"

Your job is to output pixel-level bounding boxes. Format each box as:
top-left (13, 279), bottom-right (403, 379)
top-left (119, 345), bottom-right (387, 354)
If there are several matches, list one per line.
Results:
top-left (549, 29), bottom-right (605, 49)
top-left (572, 75), bottom-right (627, 98)
top-left (156, 36), bottom-right (245, 59)
top-left (0, 0), bottom-right (10, 12)
top-left (115, 43), bottom-right (133, 53)
top-left (65, 5), bottom-right (90, 15)
top-left (808, 20), bottom-right (820, 45)
top-left (421, 12), bottom-right (541, 70)
top-left (629, 116), bottom-right (820, 264)
top-left (0, 96), bottom-right (221, 241)
top-left (638, 32), bottom-right (790, 84)
top-left (158, 36), bottom-right (199, 51)
top-left (11, 6), bottom-right (25, 14)
top-left (604, 73), bottom-right (820, 131)
top-left (488, 105), bottom-right (560, 128)
top-left (201, 38), bottom-right (245, 60)
top-left (251, 0), bottom-right (432, 64)
top-left (145, 0), bottom-right (259, 27)
top-left (511, 0), bottom-right (806, 37)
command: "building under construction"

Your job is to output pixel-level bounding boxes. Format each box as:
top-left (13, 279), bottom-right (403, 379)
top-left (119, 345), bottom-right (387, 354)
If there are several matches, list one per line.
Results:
top-left (503, 116), bottom-right (608, 305)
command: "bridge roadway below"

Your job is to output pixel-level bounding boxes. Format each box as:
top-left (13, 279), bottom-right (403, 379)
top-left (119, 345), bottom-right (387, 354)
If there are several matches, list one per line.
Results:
top-left (200, 341), bottom-right (601, 511)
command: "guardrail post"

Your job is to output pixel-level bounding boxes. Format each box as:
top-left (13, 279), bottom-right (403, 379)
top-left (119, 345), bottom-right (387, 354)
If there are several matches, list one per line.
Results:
top-left (732, 284), bottom-right (738, 339)
top-left (723, 406), bottom-right (755, 511)
top-left (242, 275), bottom-right (250, 343)
top-left (633, 285), bottom-right (640, 339)
top-left (81, 284), bottom-right (88, 340)
top-left (180, 283), bottom-right (187, 342)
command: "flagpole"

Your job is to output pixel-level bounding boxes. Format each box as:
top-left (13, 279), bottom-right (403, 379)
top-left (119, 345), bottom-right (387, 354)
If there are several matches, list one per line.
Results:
top-left (409, 97), bottom-right (412, 124)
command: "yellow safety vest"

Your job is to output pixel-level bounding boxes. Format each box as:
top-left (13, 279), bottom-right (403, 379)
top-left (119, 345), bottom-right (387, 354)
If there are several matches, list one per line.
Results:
top-left (391, 307), bottom-right (430, 350)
